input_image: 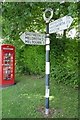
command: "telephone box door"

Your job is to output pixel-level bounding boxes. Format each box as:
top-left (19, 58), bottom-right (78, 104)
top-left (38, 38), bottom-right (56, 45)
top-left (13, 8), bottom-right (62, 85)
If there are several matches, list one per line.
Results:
top-left (0, 44), bottom-right (15, 87)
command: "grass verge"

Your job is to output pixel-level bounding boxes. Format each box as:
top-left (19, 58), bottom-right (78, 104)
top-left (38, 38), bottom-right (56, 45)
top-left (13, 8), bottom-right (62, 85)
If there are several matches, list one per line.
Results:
top-left (2, 75), bottom-right (78, 118)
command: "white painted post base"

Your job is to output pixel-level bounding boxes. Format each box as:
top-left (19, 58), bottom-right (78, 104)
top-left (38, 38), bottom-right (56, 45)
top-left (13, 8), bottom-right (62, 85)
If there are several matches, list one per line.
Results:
top-left (45, 108), bottom-right (49, 115)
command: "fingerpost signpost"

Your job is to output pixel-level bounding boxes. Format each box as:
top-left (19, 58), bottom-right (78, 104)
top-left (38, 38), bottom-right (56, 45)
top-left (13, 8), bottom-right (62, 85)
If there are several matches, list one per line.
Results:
top-left (43, 9), bottom-right (73, 115)
top-left (20, 8), bottom-right (73, 115)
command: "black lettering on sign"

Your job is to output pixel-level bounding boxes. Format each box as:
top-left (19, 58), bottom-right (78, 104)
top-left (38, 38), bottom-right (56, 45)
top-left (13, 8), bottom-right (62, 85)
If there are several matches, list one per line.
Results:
top-left (37, 41), bottom-right (42, 44)
top-left (32, 41), bottom-right (36, 43)
top-left (25, 40), bottom-right (31, 44)
top-left (25, 37), bottom-right (29, 39)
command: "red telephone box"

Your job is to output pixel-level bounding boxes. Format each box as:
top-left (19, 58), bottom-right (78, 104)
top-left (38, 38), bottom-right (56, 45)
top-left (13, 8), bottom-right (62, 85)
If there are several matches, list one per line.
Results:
top-left (0, 44), bottom-right (15, 87)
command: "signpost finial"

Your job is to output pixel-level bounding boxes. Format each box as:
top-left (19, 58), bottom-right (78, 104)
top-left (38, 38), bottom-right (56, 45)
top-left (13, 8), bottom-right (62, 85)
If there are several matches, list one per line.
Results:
top-left (43, 8), bottom-right (53, 23)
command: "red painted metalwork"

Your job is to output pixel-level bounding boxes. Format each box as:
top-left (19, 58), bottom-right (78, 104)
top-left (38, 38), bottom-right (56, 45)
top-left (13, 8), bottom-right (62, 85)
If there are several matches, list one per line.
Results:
top-left (0, 44), bottom-right (15, 87)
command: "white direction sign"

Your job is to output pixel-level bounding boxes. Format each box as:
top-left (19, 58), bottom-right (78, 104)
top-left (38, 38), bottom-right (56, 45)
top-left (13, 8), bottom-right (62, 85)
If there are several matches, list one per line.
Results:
top-left (20, 32), bottom-right (45, 45)
top-left (49, 15), bottom-right (73, 34)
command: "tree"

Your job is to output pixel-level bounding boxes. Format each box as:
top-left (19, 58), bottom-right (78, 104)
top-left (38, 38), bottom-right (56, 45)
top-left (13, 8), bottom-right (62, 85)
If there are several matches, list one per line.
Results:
top-left (1, 2), bottom-right (79, 87)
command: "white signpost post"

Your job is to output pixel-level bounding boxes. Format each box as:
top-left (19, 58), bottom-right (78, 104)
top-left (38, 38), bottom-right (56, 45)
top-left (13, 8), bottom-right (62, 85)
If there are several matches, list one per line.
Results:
top-left (49, 15), bottom-right (73, 34)
top-left (20, 32), bottom-right (45, 45)
top-left (20, 9), bottom-right (73, 116)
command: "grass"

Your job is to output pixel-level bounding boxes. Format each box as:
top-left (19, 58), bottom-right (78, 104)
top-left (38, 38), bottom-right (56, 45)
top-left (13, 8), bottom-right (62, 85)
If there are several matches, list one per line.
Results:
top-left (2, 75), bottom-right (78, 118)
top-left (0, 88), bottom-right (2, 119)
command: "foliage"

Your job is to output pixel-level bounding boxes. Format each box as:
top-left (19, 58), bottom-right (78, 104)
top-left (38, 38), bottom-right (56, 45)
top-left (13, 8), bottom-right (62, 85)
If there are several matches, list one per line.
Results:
top-left (1, 2), bottom-right (79, 87)
top-left (50, 36), bottom-right (78, 87)
top-left (15, 45), bottom-right (45, 75)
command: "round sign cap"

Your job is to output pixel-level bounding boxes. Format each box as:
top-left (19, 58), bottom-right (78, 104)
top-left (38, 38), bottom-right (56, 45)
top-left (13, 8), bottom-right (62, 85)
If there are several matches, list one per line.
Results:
top-left (43, 8), bottom-right (53, 23)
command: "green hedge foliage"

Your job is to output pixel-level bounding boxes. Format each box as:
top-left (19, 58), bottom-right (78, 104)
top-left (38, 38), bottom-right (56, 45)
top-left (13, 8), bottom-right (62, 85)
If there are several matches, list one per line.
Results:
top-left (3, 36), bottom-right (78, 87)
top-left (15, 45), bottom-right (45, 75)
top-left (50, 36), bottom-right (78, 87)
top-left (15, 36), bottom-right (78, 87)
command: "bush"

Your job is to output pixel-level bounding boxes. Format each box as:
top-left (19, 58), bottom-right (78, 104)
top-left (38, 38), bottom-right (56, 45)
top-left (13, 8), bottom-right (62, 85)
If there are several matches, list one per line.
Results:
top-left (50, 36), bottom-right (78, 87)
top-left (3, 36), bottom-right (78, 87)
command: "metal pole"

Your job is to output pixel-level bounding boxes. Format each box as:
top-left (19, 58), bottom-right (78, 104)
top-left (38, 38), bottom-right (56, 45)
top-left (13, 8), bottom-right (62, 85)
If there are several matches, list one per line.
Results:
top-left (43, 8), bottom-right (53, 115)
top-left (45, 22), bottom-right (50, 115)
